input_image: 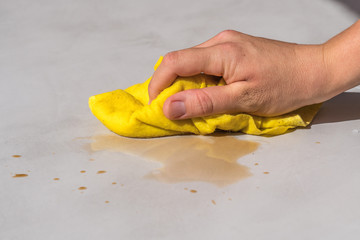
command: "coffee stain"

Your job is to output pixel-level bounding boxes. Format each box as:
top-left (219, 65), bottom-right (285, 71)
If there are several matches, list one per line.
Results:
top-left (88, 134), bottom-right (259, 187)
top-left (80, 170), bottom-right (86, 173)
top-left (12, 155), bottom-right (21, 158)
top-left (190, 189), bottom-right (197, 193)
top-left (78, 186), bottom-right (87, 190)
top-left (12, 174), bottom-right (28, 178)
top-left (212, 200), bottom-right (216, 205)
top-left (53, 178), bottom-right (60, 181)
top-left (97, 170), bottom-right (107, 174)
top-left (112, 182), bottom-right (117, 185)
top-left (263, 172), bottom-right (270, 174)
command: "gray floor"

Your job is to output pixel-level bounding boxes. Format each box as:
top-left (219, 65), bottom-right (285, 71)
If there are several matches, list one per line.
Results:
top-left (1, 0), bottom-right (360, 239)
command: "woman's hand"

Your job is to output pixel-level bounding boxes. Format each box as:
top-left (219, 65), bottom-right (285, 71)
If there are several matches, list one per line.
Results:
top-left (148, 21), bottom-right (360, 120)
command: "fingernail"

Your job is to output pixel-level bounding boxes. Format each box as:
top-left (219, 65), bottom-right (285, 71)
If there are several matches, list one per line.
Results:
top-left (168, 101), bottom-right (186, 119)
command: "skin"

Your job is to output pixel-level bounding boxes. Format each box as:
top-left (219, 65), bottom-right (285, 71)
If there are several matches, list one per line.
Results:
top-left (148, 20), bottom-right (360, 120)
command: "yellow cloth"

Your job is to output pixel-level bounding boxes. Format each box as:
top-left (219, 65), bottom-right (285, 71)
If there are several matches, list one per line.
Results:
top-left (89, 57), bottom-right (321, 138)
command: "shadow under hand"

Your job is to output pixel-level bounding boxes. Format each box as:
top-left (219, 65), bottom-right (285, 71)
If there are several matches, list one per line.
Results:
top-left (90, 134), bottom-right (259, 187)
top-left (312, 92), bottom-right (360, 125)
top-left (333, 0), bottom-right (360, 16)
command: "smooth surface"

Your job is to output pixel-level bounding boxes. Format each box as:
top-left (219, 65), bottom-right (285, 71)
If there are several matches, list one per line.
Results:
top-left (1, 0), bottom-right (360, 239)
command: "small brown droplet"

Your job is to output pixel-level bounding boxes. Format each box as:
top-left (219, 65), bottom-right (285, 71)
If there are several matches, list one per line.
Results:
top-left (53, 178), bottom-right (60, 181)
top-left (80, 170), bottom-right (86, 173)
top-left (263, 172), bottom-right (270, 174)
top-left (97, 170), bottom-right (106, 174)
top-left (105, 201), bottom-right (109, 203)
top-left (212, 200), bottom-right (216, 205)
top-left (228, 198), bottom-right (232, 201)
top-left (78, 186), bottom-right (87, 190)
top-left (112, 182), bottom-right (117, 185)
top-left (254, 163), bottom-right (259, 166)
top-left (12, 174), bottom-right (28, 178)
top-left (190, 189), bottom-right (197, 193)
top-left (89, 158), bottom-right (95, 161)
top-left (12, 155), bottom-right (21, 158)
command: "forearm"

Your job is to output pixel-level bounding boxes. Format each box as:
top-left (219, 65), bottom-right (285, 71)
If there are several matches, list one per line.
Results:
top-left (324, 20), bottom-right (360, 96)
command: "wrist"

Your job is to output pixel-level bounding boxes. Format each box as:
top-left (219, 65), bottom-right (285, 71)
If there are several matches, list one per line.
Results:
top-left (323, 20), bottom-right (360, 97)
top-left (294, 43), bottom-right (330, 105)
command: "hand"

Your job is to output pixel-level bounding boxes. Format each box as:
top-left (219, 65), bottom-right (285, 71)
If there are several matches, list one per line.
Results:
top-left (148, 23), bottom-right (360, 120)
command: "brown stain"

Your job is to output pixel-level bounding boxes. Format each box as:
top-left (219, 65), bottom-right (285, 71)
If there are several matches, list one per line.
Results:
top-left (97, 170), bottom-right (107, 174)
top-left (53, 178), bottom-right (60, 181)
top-left (78, 186), bottom-right (87, 190)
top-left (105, 201), bottom-right (109, 203)
top-left (263, 172), bottom-right (270, 174)
top-left (112, 182), bottom-right (117, 185)
top-left (88, 134), bottom-right (259, 187)
top-left (212, 200), bottom-right (216, 205)
top-left (254, 163), bottom-right (259, 166)
top-left (12, 155), bottom-right (21, 158)
top-left (12, 174), bottom-right (28, 178)
top-left (89, 158), bottom-right (95, 161)
top-left (190, 189), bottom-right (197, 193)
top-left (80, 170), bottom-right (86, 173)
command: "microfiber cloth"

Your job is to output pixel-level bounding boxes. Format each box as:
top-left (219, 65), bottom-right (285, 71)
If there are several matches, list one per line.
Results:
top-left (89, 57), bottom-right (321, 138)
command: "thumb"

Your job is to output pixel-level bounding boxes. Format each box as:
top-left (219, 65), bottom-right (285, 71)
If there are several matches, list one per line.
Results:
top-left (163, 83), bottom-right (245, 120)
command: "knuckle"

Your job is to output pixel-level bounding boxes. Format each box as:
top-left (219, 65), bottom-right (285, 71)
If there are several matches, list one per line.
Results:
top-left (162, 51), bottom-right (179, 66)
top-left (193, 90), bottom-right (214, 115)
top-left (217, 29), bottom-right (238, 40)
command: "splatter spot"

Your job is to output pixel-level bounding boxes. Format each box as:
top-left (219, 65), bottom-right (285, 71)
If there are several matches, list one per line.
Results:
top-left (53, 178), bottom-right (60, 181)
top-left (12, 174), bottom-right (28, 178)
top-left (97, 170), bottom-right (106, 174)
top-left (263, 172), bottom-right (270, 174)
top-left (78, 186), bottom-right (87, 190)
top-left (190, 189), bottom-right (197, 193)
top-left (212, 200), bottom-right (216, 205)
top-left (12, 155), bottom-right (21, 158)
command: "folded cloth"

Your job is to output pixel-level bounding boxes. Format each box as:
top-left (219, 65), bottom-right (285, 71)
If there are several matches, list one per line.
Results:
top-left (89, 57), bottom-right (321, 138)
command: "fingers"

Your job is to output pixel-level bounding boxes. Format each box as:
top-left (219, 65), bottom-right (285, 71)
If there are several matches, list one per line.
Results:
top-left (148, 47), bottom-right (225, 102)
top-left (148, 30), bottom-right (245, 102)
top-left (163, 82), bottom-right (248, 120)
